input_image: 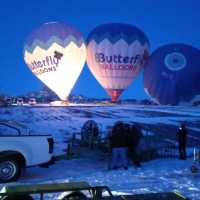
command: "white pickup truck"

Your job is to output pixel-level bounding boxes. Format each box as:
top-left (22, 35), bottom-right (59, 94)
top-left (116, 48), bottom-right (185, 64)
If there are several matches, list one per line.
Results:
top-left (0, 120), bottom-right (54, 183)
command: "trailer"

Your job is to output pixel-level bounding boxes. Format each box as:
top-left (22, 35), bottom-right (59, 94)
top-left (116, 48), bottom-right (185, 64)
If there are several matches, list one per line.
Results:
top-left (0, 181), bottom-right (189, 200)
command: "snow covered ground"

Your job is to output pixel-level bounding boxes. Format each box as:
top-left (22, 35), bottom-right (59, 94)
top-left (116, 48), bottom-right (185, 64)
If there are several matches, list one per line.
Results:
top-left (1, 104), bottom-right (200, 152)
top-left (0, 104), bottom-right (200, 199)
top-left (20, 157), bottom-right (200, 200)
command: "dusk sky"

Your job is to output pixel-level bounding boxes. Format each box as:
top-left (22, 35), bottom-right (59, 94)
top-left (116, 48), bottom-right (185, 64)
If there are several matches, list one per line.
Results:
top-left (0, 0), bottom-right (200, 99)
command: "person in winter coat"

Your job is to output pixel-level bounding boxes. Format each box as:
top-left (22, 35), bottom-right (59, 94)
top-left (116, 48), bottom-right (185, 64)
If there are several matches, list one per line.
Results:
top-left (109, 121), bottom-right (128, 170)
top-left (127, 124), bottom-right (142, 167)
top-left (177, 123), bottom-right (187, 160)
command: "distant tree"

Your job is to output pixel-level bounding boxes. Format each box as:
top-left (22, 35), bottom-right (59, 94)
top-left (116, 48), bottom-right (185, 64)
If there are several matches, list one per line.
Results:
top-left (24, 86), bottom-right (58, 103)
top-left (140, 99), bottom-right (156, 105)
top-left (193, 101), bottom-right (200, 106)
top-left (0, 95), bottom-right (7, 106)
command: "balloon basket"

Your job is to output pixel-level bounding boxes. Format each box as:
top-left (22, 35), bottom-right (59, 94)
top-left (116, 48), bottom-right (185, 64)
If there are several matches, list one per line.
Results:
top-left (191, 162), bottom-right (199, 174)
top-left (49, 100), bottom-right (69, 106)
top-left (97, 100), bottom-right (116, 106)
top-left (110, 100), bottom-right (117, 104)
top-left (61, 100), bottom-right (69, 106)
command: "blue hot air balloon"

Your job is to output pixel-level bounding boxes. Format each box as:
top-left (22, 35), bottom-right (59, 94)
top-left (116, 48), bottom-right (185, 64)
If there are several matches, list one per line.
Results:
top-left (143, 43), bottom-right (200, 105)
top-left (87, 23), bottom-right (150, 102)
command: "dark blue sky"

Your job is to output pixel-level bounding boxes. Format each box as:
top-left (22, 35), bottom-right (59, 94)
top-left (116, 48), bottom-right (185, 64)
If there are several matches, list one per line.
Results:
top-left (0, 0), bottom-right (200, 99)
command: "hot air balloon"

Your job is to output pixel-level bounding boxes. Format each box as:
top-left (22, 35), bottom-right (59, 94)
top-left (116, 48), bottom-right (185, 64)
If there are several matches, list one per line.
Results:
top-left (144, 43), bottom-right (200, 105)
top-left (87, 23), bottom-right (150, 102)
top-left (24, 22), bottom-right (86, 101)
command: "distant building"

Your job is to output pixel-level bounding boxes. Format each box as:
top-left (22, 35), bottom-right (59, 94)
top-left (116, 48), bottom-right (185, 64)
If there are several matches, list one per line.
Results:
top-left (17, 98), bottom-right (24, 105)
top-left (4, 97), bottom-right (13, 105)
top-left (0, 98), bottom-right (7, 106)
top-left (28, 98), bottom-right (37, 105)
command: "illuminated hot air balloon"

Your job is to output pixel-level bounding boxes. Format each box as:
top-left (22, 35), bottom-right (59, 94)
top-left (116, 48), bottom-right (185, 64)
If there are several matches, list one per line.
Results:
top-left (144, 43), bottom-right (200, 105)
top-left (87, 23), bottom-right (150, 102)
top-left (24, 22), bottom-right (86, 101)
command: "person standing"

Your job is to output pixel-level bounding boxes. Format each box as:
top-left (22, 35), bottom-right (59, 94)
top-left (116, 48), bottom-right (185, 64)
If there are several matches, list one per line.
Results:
top-left (109, 121), bottom-right (128, 170)
top-left (177, 123), bottom-right (187, 160)
top-left (127, 124), bottom-right (142, 167)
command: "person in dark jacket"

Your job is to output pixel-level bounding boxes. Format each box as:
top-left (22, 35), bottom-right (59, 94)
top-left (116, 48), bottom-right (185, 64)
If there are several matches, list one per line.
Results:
top-left (177, 123), bottom-right (187, 160)
top-left (109, 121), bottom-right (128, 170)
top-left (127, 123), bottom-right (142, 167)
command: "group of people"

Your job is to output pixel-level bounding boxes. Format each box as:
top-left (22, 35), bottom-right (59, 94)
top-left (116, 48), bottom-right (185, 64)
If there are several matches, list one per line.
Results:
top-left (108, 121), bottom-right (190, 170)
top-left (80, 119), bottom-right (190, 170)
top-left (108, 121), bottom-right (142, 170)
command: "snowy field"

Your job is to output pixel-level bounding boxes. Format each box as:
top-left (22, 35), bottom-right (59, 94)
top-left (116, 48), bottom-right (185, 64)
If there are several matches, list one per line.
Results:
top-left (0, 104), bottom-right (200, 199)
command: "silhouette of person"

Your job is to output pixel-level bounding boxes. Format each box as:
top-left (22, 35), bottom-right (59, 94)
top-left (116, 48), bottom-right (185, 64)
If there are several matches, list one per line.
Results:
top-left (127, 124), bottom-right (142, 167)
top-left (109, 121), bottom-right (128, 170)
top-left (177, 123), bottom-right (187, 160)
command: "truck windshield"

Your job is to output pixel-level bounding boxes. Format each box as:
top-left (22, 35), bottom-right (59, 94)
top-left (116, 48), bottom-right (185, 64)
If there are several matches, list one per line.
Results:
top-left (0, 121), bottom-right (31, 136)
top-left (0, 124), bottom-right (21, 136)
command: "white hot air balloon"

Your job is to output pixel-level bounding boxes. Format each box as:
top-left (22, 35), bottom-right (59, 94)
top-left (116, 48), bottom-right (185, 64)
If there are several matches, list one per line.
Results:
top-left (87, 23), bottom-right (150, 102)
top-left (24, 22), bottom-right (86, 101)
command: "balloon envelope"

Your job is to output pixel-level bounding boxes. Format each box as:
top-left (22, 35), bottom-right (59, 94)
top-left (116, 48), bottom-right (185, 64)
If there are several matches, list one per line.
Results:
top-left (24, 22), bottom-right (86, 100)
top-left (87, 23), bottom-right (150, 102)
top-left (144, 43), bottom-right (200, 105)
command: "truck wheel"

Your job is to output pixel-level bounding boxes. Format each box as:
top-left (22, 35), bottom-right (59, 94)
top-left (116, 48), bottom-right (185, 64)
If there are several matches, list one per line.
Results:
top-left (0, 158), bottom-right (21, 183)
top-left (62, 191), bottom-right (88, 200)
